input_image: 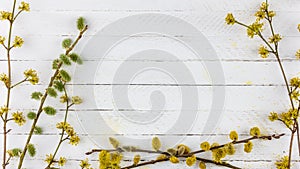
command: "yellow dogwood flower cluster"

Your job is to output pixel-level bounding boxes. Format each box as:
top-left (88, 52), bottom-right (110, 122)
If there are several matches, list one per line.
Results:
top-left (0, 1), bottom-right (29, 21)
top-left (267, 77), bottom-right (300, 127)
top-left (0, 106), bottom-right (8, 116)
top-left (24, 69), bottom-right (39, 85)
top-left (0, 11), bottom-right (12, 21)
top-left (80, 158), bottom-right (93, 169)
top-left (0, 73), bottom-right (9, 87)
top-left (58, 157), bottom-right (67, 166)
top-left (225, 13), bottom-right (235, 25)
top-left (19, 1), bottom-right (30, 12)
top-left (275, 156), bottom-right (289, 169)
top-left (99, 150), bottom-right (122, 169)
top-left (13, 36), bottom-right (24, 48)
top-left (0, 36), bottom-right (5, 45)
top-left (12, 111), bottom-right (26, 126)
top-left (44, 154), bottom-right (53, 165)
top-left (258, 45), bottom-right (269, 58)
top-left (56, 122), bottom-right (80, 146)
top-left (44, 154), bottom-right (67, 167)
top-left (269, 108), bottom-right (298, 128)
top-left (247, 22), bottom-right (264, 38)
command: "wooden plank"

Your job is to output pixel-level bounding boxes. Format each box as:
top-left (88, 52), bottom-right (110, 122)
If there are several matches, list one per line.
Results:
top-left (0, 11), bottom-right (299, 37)
top-left (0, 85), bottom-right (292, 111)
top-left (1, 0), bottom-right (300, 12)
top-left (0, 61), bottom-right (299, 85)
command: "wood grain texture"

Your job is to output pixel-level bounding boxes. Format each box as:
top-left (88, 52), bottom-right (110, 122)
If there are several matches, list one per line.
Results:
top-left (0, 0), bottom-right (299, 168)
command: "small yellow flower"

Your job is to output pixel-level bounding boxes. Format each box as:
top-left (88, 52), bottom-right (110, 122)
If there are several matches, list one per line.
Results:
top-left (291, 90), bottom-right (300, 101)
top-left (0, 73), bottom-right (9, 86)
top-left (280, 111), bottom-right (294, 127)
top-left (133, 154), bottom-right (141, 165)
top-left (24, 69), bottom-right (35, 78)
top-left (56, 121), bottom-right (70, 129)
top-left (229, 130), bottom-right (238, 141)
top-left (290, 77), bottom-right (300, 87)
top-left (58, 157), bottom-right (67, 166)
top-left (0, 36), bottom-right (5, 44)
top-left (200, 141), bottom-right (210, 151)
top-left (247, 22), bottom-right (264, 38)
top-left (66, 127), bottom-right (76, 136)
top-left (60, 95), bottom-right (68, 103)
top-left (12, 111), bottom-right (26, 126)
top-left (225, 13), bottom-right (235, 25)
top-left (29, 76), bottom-right (39, 85)
top-left (258, 45), bottom-right (269, 58)
top-left (288, 108), bottom-right (298, 119)
top-left (298, 24), bottom-right (300, 32)
top-left (0, 106), bottom-right (8, 116)
top-left (268, 112), bottom-right (278, 121)
top-left (186, 155), bottom-right (196, 166)
top-left (199, 162), bottom-right (206, 169)
top-left (255, 11), bottom-right (265, 21)
top-left (0, 11), bottom-right (12, 20)
top-left (13, 36), bottom-right (24, 48)
top-left (19, 2), bottom-right (30, 12)
top-left (45, 154), bottom-right (53, 164)
top-left (79, 158), bottom-right (91, 168)
top-left (69, 135), bottom-right (80, 146)
top-left (244, 141), bottom-right (253, 153)
top-left (24, 69), bottom-right (39, 85)
top-left (250, 127), bottom-right (261, 137)
top-left (275, 156), bottom-right (289, 169)
top-left (72, 96), bottom-right (83, 105)
top-left (269, 34), bottom-right (282, 43)
top-left (260, 2), bottom-right (269, 11)
top-left (268, 11), bottom-right (276, 18)
top-left (295, 49), bottom-right (300, 59)
top-left (169, 156), bottom-right (179, 164)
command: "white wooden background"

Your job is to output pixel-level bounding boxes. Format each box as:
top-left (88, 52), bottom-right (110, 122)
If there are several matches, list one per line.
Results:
top-left (0, 0), bottom-right (300, 168)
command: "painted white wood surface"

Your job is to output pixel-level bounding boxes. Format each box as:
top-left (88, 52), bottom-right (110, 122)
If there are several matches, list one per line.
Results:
top-left (0, 0), bottom-right (300, 168)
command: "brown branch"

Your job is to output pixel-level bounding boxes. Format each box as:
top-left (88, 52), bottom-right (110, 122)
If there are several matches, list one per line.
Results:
top-left (87, 133), bottom-right (284, 169)
top-left (2, 0), bottom-right (18, 168)
top-left (17, 25), bottom-right (88, 169)
top-left (120, 157), bottom-right (241, 169)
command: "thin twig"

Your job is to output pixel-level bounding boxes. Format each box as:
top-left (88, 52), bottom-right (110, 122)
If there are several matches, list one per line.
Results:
top-left (45, 82), bottom-right (71, 169)
top-left (10, 78), bottom-right (27, 89)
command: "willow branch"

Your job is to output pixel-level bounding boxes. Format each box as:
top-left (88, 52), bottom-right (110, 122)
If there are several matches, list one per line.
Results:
top-left (120, 156), bottom-right (241, 169)
top-left (17, 25), bottom-right (88, 169)
top-left (86, 133), bottom-right (285, 156)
